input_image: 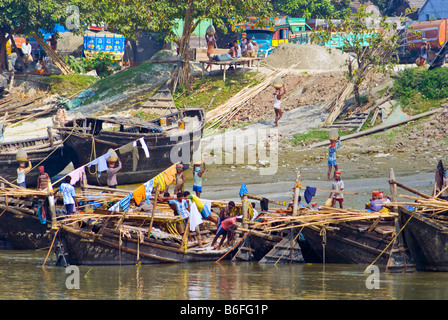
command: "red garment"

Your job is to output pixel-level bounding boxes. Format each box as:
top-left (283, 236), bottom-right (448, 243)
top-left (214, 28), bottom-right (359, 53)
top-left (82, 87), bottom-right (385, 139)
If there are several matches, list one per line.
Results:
top-left (221, 217), bottom-right (237, 231)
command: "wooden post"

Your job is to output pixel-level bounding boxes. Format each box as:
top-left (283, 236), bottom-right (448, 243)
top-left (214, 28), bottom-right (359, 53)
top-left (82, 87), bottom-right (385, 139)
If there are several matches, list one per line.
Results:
top-left (47, 126), bottom-right (54, 148)
top-left (148, 184), bottom-right (159, 237)
top-left (47, 181), bottom-right (57, 228)
top-left (242, 195), bottom-right (248, 229)
top-left (292, 171), bottom-right (301, 216)
top-left (389, 168), bottom-right (398, 212)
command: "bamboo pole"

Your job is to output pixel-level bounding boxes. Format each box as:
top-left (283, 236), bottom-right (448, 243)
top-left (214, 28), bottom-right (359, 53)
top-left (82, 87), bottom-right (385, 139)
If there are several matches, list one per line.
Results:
top-left (292, 171), bottom-right (301, 216)
top-left (148, 184), bottom-right (160, 237)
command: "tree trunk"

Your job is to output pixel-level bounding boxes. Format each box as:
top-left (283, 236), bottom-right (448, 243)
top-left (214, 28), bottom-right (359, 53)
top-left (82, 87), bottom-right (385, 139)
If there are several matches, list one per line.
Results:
top-left (0, 39), bottom-right (6, 71)
top-left (177, 1), bottom-right (197, 88)
top-left (32, 33), bottom-right (73, 75)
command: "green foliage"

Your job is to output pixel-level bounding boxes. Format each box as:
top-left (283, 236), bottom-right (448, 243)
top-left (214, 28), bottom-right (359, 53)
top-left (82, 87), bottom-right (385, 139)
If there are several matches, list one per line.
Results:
top-left (65, 52), bottom-right (117, 78)
top-left (311, 5), bottom-right (413, 106)
top-left (419, 68), bottom-right (448, 99)
top-left (272, 0), bottom-right (351, 19)
top-left (393, 67), bottom-right (448, 106)
top-left (392, 68), bottom-right (417, 105)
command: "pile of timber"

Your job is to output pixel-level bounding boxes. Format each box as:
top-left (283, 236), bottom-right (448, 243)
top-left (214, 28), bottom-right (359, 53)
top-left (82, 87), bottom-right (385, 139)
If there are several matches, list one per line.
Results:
top-left (206, 64), bottom-right (299, 130)
top-left (0, 93), bottom-right (58, 125)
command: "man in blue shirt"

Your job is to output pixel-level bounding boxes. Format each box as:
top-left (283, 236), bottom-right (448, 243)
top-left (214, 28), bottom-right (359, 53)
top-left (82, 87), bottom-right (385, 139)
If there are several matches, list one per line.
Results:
top-left (169, 192), bottom-right (191, 237)
top-left (169, 192), bottom-right (190, 219)
top-left (57, 176), bottom-right (77, 214)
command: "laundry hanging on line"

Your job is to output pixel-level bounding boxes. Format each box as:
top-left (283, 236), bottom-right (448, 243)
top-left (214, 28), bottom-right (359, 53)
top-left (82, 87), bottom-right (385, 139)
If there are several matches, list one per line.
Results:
top-left (67, 166), bottom-right (86, 186)
top-left (87, 152), bottom-right (110, 178)
top-left (117, 138), bottom-right (150, 172)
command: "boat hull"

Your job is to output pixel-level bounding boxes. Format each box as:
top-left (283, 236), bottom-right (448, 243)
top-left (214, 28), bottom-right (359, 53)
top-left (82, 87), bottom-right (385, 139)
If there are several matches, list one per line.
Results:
top-left (300, 221), bottom-right (394, 265)
top-left (399, 206), bottom-right (448, 271)
top-left (0, 138), bottom-right (72, 187)
top-left (0, 208), bottom-right (53, 250)
top-left (58, 224), bottom-right (234, 265)
top-left (57, 109), bottom-right (205, 186)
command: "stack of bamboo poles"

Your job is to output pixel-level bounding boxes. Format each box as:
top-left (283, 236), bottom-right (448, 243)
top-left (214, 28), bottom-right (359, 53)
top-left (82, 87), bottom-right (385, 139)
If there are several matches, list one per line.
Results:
top-left (240, 207), bottom-right (397, 233)
top-left (206, 63), bottom-right (299, 130)
top-left (388, 195), bottom-right (448, 217)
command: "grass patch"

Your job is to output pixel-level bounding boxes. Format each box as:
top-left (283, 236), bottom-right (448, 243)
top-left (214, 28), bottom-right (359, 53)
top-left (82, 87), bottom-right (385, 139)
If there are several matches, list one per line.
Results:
top-left (42, 74), bottom-right (97, 97)
top-left (173, 71), bottom-right (263, 111)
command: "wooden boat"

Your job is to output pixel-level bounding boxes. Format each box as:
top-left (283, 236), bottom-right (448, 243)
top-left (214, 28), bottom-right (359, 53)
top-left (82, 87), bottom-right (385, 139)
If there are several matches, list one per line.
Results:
top-left (56, 217), bottom-right (237, 266)
top-left (0, 133), bottom-right (72, 187)
top-left (0, 197), bottom-right (53, 250)
top-left (54, 108), bottom-right (205, 185)
top-left (398, 206), bottom-right (448, 271)
top-left (300, 219), bottom-right (395, 265)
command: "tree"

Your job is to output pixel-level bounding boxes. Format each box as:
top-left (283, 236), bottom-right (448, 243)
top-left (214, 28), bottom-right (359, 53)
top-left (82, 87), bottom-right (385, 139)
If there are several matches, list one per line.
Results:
top-left (314, 5), bottom-right (413, 124)
top-left (101, 0), bottom-right (273, 88)
top-left (0, 0), bottom-right (103, 71)
top-left (272, 0), bottom-right (351, 19)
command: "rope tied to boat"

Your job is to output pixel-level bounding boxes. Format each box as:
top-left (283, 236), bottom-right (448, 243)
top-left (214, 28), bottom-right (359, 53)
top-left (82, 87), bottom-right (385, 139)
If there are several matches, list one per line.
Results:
top-left (320, 228), bottom-right (327, 264)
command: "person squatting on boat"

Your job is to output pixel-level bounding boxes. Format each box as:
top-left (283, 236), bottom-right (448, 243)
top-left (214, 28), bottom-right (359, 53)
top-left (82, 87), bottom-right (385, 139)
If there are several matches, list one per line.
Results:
top-left (211, 215), bottom-right (242, 250)
top-left (168, 192), bottom-right (191, 236)
top-left (365, 190), bottom-right (391, 213)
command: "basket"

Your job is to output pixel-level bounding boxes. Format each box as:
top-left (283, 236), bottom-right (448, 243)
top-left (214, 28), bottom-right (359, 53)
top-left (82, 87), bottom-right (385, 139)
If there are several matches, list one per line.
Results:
top-left (206, 25), bottom-right (216, 36)
top-left (107, 148), bottom-right (118, 162)
top-left (272, 77), bottom-right (283, 89)
top-left (16, 148), bottom-right (28, 162)
top-left (328, 128), bottom-right (339, 141)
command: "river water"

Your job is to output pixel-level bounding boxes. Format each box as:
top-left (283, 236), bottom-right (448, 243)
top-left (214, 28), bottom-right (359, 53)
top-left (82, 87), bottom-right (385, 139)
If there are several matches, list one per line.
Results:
top-left (2, 250), bottom-right (448, 301)
top-left (1, 153), bottom-right (446, 302)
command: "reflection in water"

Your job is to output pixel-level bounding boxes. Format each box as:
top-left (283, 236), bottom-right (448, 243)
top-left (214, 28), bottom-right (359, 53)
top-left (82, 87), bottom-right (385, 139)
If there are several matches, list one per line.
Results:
top-left (2, 249), bottom-right (448, 300)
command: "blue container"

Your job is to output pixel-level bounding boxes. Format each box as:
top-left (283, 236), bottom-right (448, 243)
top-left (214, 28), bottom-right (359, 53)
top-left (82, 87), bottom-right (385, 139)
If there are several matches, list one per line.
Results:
top-left (94, 36), bottom-right (105, 51)
top-left (84, 35), bottom-right (96, 51)
top-left (113, 36), bottom-right (125, 52)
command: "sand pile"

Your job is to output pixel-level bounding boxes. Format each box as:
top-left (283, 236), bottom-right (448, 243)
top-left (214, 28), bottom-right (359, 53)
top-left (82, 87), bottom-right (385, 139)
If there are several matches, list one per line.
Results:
top-left (264, 43), bottom-right (352, 71)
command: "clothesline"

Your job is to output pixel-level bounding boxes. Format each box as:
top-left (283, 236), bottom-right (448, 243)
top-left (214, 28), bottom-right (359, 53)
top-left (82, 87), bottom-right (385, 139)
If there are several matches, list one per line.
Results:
top-left (52, 137), bottom-right (151, 187)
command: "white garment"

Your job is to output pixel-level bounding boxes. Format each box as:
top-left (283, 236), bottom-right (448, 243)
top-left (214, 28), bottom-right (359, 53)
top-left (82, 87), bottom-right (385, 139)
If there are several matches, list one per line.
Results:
top-left (188, 200), bottom-right (203, 232)
top-left (17, 168), bottom-right (26, 184)
top-left (139, 137), bottom-right (150, 158)
top-left (22, 43), bottom-right (32, 56)
top-left (273, 93), bottom-right (281, 109)
top-left (133, 138), bottom-right (150, 158)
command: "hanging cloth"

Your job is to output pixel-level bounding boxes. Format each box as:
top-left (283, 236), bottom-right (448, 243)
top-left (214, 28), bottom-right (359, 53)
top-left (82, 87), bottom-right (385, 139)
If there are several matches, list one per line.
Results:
top-left (67, 166), bottom-right (86, 186)
top-left (87, 152), bottom-right (110, 177)
top-left (118, 141), bottom-right (139, 172)
top-left (139, 137), bottom-right (150, 158)
top-left (188, 200), bottom-right (203, 232)
top-left (304, 186), bottom-right (317, 204)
